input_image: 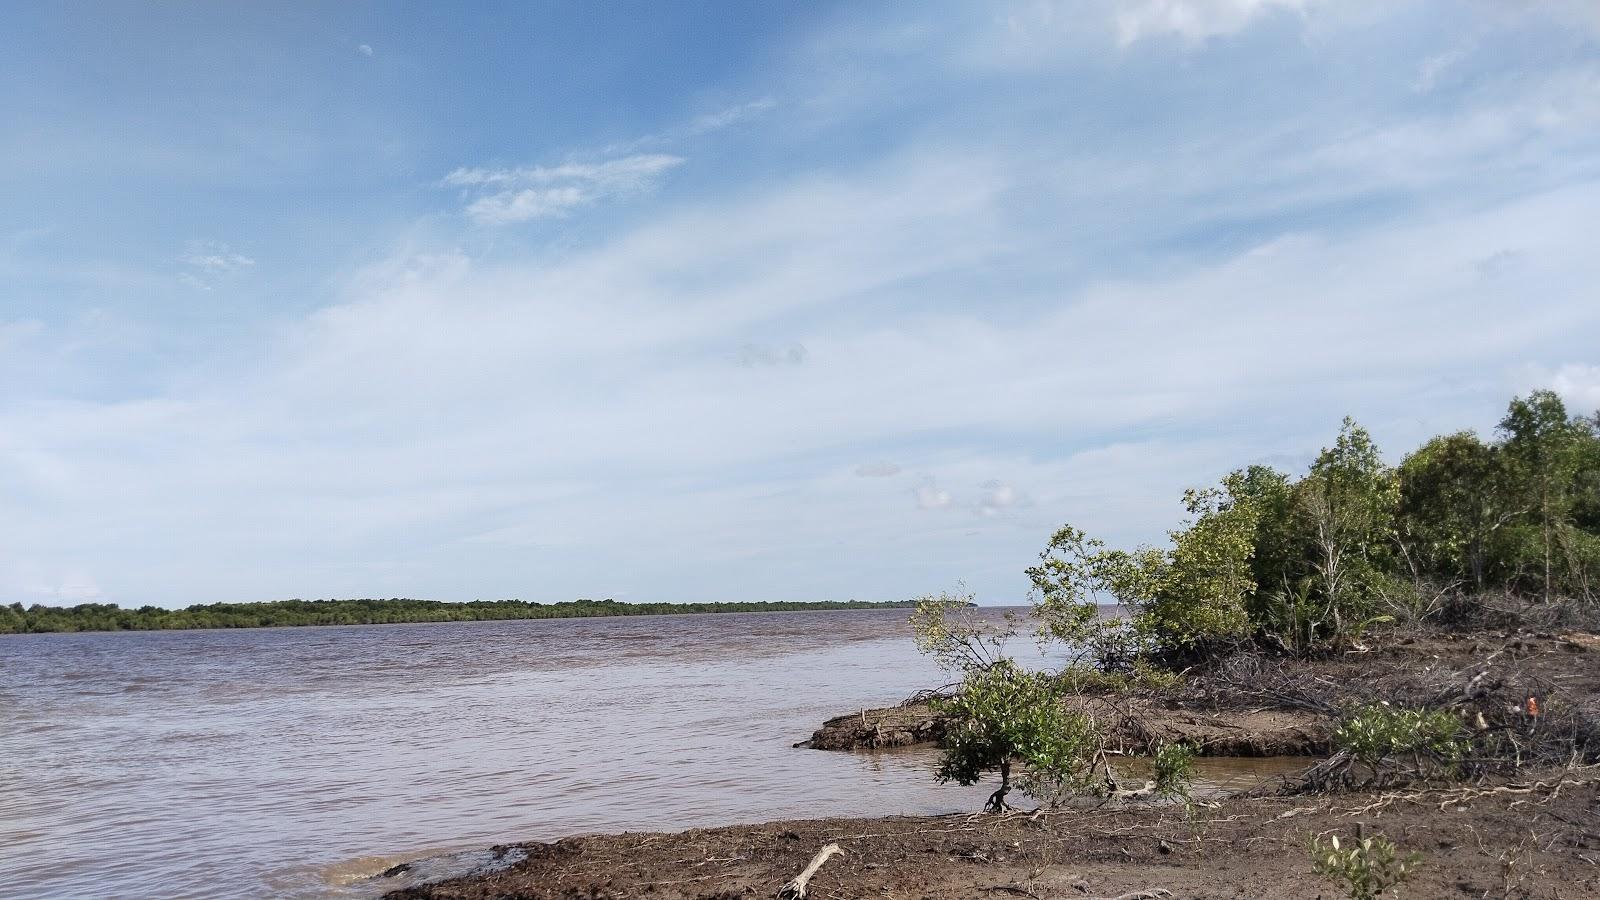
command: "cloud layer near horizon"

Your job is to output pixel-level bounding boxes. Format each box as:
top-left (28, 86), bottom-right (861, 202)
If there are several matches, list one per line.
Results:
top-left (1, 1), bottom-right (1597, 607)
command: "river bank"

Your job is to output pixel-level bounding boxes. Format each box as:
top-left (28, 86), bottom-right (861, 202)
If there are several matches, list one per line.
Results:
top-left (378, 623), bottom-right (1600, 898)
top-left (380, 768), bottom-right (1600, 899)
top-left (799, 628), bottom-right (1600, 759)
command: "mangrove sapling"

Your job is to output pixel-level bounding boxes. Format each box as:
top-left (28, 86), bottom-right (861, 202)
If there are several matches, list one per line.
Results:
top-left (1055, 659), bottom-right (1182, 697)
top-left (1151, 741), bottom-right (1196, 801)
top-left (1308, 830), bottom-right (1421, 900)
top-left (1150, 741), bottom-right (1209, 836)
top-left (909, 589), bottom-right (1017, 674)
top-left (933, 659), bottom-right (1101, 812)
top-left (1332, 702), bottom-right (1465, 787)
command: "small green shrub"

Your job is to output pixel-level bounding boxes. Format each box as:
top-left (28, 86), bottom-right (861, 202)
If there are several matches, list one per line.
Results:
top-left (1152, 741), bottom-right (1196, 800)
top-left (1309, 832), bottom-right (1421, 899)
top-left (1333, 703), bottom-right (1464, 776)
top-left (934, 659), bottom-right (1102, 811)
top-left (909, 589), bottom-right (1014, 673)
top-left (1055, 659), bottom-right (1182, 696)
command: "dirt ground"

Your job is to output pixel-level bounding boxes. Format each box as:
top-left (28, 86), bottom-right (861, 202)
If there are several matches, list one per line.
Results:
top-left (383, 770), bottom-right (1600, 899)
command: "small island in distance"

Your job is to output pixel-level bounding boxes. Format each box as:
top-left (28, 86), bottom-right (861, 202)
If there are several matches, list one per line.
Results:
top-left (0, 596), bottom-right (917, 635)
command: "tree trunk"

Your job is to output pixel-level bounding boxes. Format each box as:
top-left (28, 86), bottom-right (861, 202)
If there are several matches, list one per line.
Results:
top-left (985, 759), bottom-right (1011, 813)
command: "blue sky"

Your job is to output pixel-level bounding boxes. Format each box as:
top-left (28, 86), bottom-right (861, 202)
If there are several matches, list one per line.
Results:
top-left (3, 1), bottom-right (1599, 608)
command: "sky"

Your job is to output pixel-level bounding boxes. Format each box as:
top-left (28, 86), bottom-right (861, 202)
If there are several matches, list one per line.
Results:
top-left (2, 1), bottom-right (1599, 609)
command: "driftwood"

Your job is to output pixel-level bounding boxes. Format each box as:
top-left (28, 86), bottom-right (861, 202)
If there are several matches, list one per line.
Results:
top-left (1087, 891), bottom-right (1172, 900)
top-left (776, 842), bottom-right (842, 900)
top-left (1106, 780), bottom-right (1158, 800)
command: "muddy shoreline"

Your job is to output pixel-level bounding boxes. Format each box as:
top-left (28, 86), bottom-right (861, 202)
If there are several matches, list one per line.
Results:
top-left (382, 771), bottom-right (1600, 899)
top-left (381, 628), bottom-right (1600, 898)
top-left (796, 698), bottom-right (1330, 758)
top-left (799, 629), bottom-right (1600, 759)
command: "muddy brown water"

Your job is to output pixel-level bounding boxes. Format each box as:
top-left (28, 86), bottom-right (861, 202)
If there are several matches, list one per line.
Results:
top-left (0, 608), bottom-right (1310, 898)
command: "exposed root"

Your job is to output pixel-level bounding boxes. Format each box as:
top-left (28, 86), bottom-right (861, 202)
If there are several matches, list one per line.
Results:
top-left (1332, 769), bottom-right (1600, 816)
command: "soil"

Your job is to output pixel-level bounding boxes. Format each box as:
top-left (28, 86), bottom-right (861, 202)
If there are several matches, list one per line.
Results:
top-left (382, 771), bottom-right (1600, 899)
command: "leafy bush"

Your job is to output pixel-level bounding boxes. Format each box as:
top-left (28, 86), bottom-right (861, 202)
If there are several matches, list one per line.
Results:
top-left (909, 589), bottom-right (1015, 673)
top-left (1151, 741), bottom-right (1196, 800)
top-left (1055, 659), bottom-right (1181, 696)
top-left (1028, 490), bottom-right (1258, 667)
top-left (1333, 703), bottom-right (1464, 777)
top-left (1309, 832), bottom-right (1421, 900)
top-left (933, 659), bottom-right (1102, 811)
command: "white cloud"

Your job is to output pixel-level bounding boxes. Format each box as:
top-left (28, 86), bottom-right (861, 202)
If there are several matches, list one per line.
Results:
top-left (445, 154), bottom-right (685, 225)
top-left (688, 98), bottom-right (777, 134)
top-left (1414, 45), bottom-right (1471, 93)
top-left (1111, 0), bottom-right (1315, 45)
top-left (982, 0), bottom-right (1320, 60)
top-left (465, 186), bottom-right (589, 224)
top-left (357, 44), bottom-right (374, 57)
top-left (915, 478), bottom-right (953, 510)
top-left (599, 99), bottom-right (778, 157)
top-left (181, 241), bottom-right (254, 272)
top-left (178, 241), bottom-right (255, 289)
top-left (442, 154), bottom-right (684, 188)
top-left (977, 480), bottom-right (1026, 517)
top-left (1547, 364), bottom-right (1600, 414)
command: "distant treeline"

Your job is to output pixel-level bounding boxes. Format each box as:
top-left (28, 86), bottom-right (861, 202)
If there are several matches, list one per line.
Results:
top-left (0, 597), bottom-right (917, 635)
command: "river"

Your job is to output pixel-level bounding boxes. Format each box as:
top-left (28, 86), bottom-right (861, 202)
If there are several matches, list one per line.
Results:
top-left (0, 608), bottom-right (1303, 898)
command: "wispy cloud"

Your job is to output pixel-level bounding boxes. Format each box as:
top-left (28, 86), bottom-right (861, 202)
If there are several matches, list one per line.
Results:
top-left (1544, 364), bottom-right (1600, 414)
top-left (1111, 0), bottom-right (1315, 46)
top-left (976, 480), bottom-right (1027, 517)
top-left (914, 478), bottom-right (952, 510)
top-left (444, 154), bottom-right (685, 225)
top-left (981, 0), bottom-right (1320, 62)
top-left (736, 342), bottom-right (808, 368)
top-left (182, 248), bottom-right (255, 272)
top-left (1414, 44), bottom-right (1471, 93)
top-left (687, 98), bottom-right (777, 135)
top-left (603, 98), bottom-right (778, 155)
top-left (855, 462), bottom-right (902, 478)
top-left (178, 241), bottom-right (254, 290)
